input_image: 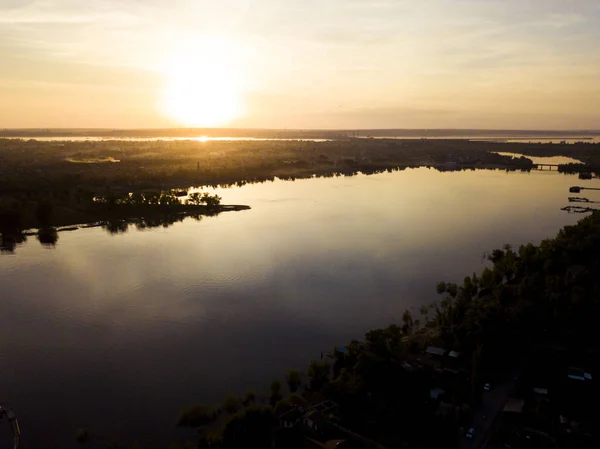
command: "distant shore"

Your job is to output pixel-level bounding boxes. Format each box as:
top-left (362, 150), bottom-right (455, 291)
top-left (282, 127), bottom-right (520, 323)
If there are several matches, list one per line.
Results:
top-left (1, 127), bottom-right (599, 139)
top-left (2, 137), bottom-right (599, 235)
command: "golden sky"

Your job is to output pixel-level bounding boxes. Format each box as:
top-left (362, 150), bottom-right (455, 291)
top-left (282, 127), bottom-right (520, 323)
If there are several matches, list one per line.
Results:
top-left (1, 0), bottom-right (599, 129)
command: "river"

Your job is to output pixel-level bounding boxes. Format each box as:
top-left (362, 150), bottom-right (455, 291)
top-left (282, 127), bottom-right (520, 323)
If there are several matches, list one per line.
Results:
top-left (0, 166), bottom-right (595, 447)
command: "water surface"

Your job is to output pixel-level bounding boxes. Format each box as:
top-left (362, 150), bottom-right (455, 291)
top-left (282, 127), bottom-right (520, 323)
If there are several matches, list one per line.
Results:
top-left (494, 152), bottom-right (582, 165)
top-left (0, 168), bottom-right (592, 447)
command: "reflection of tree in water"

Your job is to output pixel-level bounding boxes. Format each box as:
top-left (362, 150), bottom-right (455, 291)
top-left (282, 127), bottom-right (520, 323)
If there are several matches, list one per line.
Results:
top-left (134, 214), bottom-right (184, 230)
top-left (104, 213), bottom-right (209, 235)
top-left (1, 211), bottom-right (215, 254)
top-left (0, 231), bottom-right (27, 253)
top-left (187, 213), bottom-right (206, 222)
top-left (37, 227), bottom-right (59, 247)
top-left (103, 220), bottom-right (130, 235)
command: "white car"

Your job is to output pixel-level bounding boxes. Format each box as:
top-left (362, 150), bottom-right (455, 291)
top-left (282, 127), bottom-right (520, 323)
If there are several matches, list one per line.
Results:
top-left (466, 428), bottom-right (475, 439)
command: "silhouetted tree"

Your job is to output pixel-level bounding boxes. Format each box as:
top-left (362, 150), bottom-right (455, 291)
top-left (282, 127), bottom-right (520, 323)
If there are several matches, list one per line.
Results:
top-left (270, 380), bottom-right (283, 405)
top-left (285, 370), bottom-right (302, 393)
top-left (220, 406), bottom-right (274, 449)
top-left (306, 360), bottom-right (330, 391)
top-left (419, 304), bottom-right (429, 322)
top-left (273, 393), bottom-right (307, 415)
top-left (104, 220), bottom-right (129, 235)
top-left (75, 428), bottom-right (89, 445)
top-left (223, 394), bottom-right (241, 414)
top-left (436, 281), bottom-right (447, 294)
top-left (37, 227), bottom-right (58, 246)
top-left (241, 390), bottom-right (256, 407)
top-left (176, 404), bottom-right (217, 428)
top-left (402, 309), bottom-right (414, 336)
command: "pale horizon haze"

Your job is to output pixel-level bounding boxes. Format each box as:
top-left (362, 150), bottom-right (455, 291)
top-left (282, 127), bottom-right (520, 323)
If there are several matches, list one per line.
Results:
top-left (1, 0), bottom-right (599, 129)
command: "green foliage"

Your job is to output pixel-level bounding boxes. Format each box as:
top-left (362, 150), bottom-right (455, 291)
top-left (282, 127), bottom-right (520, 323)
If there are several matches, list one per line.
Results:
top-left (285, 393), bottom-right (307, 407)
top-left (446, 283), bottom-right (458, 298)
top-left (479, 266), bottom-right (494, 290)
top-left (203, 193), bottom-right (222, 208)
top-left (35, 200), bottom-right (54, 227)
top-left (241, 390), bottom-right (256, 407)
top-left (273, 393), bottom-right (307, 415)
top-left (37, 227), bottom-right (58, 246)
top-left (430, 211), bottom-right (600, 361)
top-left (158, 193), bottom-right (181, 206)
top-left (176, 404), bottom-right (217, 428)
top-left (75, 428), bottom-right (89, 445)
top-left (186, 192), bottom-right (222, 208)
top-left (402, 309), bottom-right (414, 336)
top-left (270, 379), bottom-right (282, 395)
top-left (419, 305), bottom-right (429, 323)
top-left (319, 211), bottom-right (600, 449)
top-left (270, 380), bottom-right (283, 405)
top-left (223, 394), bottom-right (241, 414)
top-left (488, 248), bottom-right (505, 263)
top-left (220, 405), bottom-right (274, 449)
top-left (143, 191), bottom-right (161, 205)
top-left (0, 199), bottom-right (23, 230)
top-left (306, 360), bottom-right (330, 390)
top-left (285, 369), bottom-right (302, 393)
top-left (185, 192), bottom-right (204, 205)
top-left (436, 281), bottom-right (447, 294)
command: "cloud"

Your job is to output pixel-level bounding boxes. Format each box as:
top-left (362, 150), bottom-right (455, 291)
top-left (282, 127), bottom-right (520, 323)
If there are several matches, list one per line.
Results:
top-left (540, 13), bottom-right (587, 28)
top-left (1, 0), bottom-right (599, 128)
top-left (0, 0), bottom-right (142, 24)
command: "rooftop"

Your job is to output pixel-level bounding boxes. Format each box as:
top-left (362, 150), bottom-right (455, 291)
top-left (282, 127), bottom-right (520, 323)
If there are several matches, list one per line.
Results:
top-left (425, 346), bottom-right (446, 356)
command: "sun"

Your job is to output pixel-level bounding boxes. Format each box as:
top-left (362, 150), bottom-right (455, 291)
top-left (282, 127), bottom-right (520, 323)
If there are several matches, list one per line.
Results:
top-left (159, 37), bottom-right (244, 127)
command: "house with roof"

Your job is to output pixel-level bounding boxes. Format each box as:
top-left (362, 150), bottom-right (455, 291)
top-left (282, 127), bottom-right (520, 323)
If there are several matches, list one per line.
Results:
top-left (279, 407), bottom-right (306, 429)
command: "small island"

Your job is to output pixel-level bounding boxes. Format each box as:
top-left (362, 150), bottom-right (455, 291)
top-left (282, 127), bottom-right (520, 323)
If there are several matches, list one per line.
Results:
top-left (0, 189), bottom-right (249, 252)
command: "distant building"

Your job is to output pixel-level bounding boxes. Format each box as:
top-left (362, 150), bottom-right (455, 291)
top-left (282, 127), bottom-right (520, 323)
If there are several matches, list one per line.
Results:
top-left (303, 410), bottom-right (326, 433)
top-left (279, 407), bottom-right (305, 428)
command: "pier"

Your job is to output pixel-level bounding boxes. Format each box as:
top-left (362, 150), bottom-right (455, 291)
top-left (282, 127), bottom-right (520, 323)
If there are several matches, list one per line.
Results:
top-left (569, 186), bottom-right (600, 193)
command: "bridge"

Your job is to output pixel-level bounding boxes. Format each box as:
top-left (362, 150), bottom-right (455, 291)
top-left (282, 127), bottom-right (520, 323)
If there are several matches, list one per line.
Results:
top-left (534, 163), bottom-right (560, 171)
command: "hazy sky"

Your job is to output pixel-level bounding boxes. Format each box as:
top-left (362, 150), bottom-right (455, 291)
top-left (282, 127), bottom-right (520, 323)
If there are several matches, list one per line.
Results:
top-left (1, 0), bottom-right (599, 129)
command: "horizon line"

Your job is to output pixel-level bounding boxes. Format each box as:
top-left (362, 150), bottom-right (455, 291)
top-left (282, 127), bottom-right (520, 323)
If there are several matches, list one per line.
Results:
top-left (2, 127), bottom-right (600, 133)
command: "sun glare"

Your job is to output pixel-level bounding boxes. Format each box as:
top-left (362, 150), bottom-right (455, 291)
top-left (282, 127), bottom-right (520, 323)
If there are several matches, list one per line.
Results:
top-left (160, 37), bottom-right (244, 127)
